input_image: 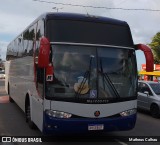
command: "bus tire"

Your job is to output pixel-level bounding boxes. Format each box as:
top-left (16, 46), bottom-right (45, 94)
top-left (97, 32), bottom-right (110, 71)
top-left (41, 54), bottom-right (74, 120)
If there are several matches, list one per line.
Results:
top-left (26, 104), bottom-right (37, 129)
top-left (8, 83), bottom-right (14, 103)
top-left (150, 104), bottom-right (160, 118)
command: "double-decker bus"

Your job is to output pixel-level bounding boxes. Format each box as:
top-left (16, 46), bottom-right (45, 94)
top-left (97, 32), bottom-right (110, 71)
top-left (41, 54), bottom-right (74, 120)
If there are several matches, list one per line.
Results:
top-left (5, 13), bottom-right (153, 134)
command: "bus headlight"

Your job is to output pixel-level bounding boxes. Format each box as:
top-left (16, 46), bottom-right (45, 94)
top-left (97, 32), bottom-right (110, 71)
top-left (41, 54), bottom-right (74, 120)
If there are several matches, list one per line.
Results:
top-left (120, 109), bottom-right (137, 117)
top-left (46, 110), bottom-right (72, 118)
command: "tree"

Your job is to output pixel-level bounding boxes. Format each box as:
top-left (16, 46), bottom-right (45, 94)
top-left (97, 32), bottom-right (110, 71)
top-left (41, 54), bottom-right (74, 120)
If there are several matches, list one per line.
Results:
top-left (149, 32), bottom-right (160, 64)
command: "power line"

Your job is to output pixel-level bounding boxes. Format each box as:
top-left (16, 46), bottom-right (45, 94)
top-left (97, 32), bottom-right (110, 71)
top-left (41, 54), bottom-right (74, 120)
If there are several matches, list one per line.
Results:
top-left (33, 0), bottom-right (160, 12)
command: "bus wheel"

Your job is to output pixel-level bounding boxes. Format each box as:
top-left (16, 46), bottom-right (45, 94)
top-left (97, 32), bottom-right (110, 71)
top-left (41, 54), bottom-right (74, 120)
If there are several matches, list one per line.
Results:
top-left (150, 104), bottom-right (160, 118)
top-left (26, 104), bottom-right (37, 129)
top-left (8, 84), bottom-right (14, 103)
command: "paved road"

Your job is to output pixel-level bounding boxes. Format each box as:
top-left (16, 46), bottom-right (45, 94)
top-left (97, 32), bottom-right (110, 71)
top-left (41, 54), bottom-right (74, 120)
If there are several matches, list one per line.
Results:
top-left (0, 79), bottom-right (160, 145)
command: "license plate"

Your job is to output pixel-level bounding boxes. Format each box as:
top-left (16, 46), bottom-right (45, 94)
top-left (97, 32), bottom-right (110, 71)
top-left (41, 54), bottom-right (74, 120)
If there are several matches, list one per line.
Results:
top-left (88, 124), bottom-right (104, 130)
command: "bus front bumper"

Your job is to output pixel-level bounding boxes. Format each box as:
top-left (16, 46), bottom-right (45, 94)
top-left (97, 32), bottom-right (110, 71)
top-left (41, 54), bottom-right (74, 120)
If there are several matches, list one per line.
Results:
top-left (43, 113), bottom-right (136, 135)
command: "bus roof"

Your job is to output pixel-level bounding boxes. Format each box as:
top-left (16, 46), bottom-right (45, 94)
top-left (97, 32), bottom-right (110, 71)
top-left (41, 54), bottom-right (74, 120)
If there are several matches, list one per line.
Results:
top-left (42, 12), bottom-right (128, 27)
top-left (8, 12), bottom-right (133, 48)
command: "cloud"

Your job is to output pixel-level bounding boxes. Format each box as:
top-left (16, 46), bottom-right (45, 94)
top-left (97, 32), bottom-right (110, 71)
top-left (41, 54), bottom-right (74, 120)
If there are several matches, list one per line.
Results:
top-left (0, 0), bottom-right (160, 63)
top-left (110, 0), bottom-right (160, 44)
top-left (0, 12), bottom-right (33, 60)
top-left (0, 12), bottom-right (33, 35)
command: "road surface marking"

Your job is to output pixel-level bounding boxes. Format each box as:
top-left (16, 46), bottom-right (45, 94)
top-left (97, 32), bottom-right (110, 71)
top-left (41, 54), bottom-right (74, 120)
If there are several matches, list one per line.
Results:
top-left (115, 139), bottom-right (128, 145)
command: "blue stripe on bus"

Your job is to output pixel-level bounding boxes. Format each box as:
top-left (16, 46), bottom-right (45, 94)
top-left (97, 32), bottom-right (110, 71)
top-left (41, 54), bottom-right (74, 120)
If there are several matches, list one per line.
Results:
top-left (43, 112), bottom-right (136, 135)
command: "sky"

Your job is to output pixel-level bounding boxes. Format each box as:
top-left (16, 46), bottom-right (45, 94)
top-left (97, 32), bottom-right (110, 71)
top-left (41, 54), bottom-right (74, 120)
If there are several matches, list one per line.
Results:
top-left (0, 0), bottom-right (160, 70)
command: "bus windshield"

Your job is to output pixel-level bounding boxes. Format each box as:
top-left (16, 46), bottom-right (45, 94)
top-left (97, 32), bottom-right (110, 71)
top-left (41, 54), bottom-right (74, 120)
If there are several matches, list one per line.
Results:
top-left (45, 45), bottom-right (137, 103)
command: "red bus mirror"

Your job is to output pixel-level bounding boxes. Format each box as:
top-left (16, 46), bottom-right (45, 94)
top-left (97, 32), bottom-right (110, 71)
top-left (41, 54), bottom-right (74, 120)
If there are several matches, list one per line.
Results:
top-left (136, 44), bottom-right (154, 72)
top-left (38, 37), bottom-right (50, 68)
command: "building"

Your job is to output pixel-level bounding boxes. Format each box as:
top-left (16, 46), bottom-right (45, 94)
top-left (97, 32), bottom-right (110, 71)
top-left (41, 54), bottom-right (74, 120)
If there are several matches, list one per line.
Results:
top-left (139, 64), bottom-right (160, 81)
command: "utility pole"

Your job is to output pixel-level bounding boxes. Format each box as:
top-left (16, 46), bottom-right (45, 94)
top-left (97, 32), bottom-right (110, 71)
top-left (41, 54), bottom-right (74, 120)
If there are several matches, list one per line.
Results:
top-left (52, 7), bottom-right (63, 12)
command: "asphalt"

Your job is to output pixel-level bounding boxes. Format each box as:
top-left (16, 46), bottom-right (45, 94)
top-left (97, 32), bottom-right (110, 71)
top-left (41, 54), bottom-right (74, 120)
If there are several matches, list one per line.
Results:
top-left (0, 80), bottom-right (9, 103)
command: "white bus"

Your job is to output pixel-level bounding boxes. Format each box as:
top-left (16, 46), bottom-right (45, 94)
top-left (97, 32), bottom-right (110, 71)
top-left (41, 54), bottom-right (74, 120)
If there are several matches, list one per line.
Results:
top-left (5, 13), bottom-right (153, 134)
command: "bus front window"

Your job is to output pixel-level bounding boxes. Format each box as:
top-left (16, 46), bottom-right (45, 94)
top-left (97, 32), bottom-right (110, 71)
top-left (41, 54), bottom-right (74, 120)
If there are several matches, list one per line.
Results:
top-left (45, 45), bottom-right (137, 103)
top-left (98, 48), bottom-right (137, 99)
top-left (46, 45), bottom-right (97, 100)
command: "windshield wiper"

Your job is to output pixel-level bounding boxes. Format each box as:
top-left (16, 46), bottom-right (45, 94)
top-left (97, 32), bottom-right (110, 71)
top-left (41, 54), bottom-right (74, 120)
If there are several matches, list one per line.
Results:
top-left (103, 72), bottom-right (120, 98)
top-left (75, 55), bottom-right (94, 98)
top-left (99, 59), bottom-right (120, 98)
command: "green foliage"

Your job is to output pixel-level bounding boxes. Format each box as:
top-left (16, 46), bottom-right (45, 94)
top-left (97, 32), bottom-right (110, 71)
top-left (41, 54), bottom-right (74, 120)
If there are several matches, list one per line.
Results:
top-left (149, 32), bottom-right (160, 64)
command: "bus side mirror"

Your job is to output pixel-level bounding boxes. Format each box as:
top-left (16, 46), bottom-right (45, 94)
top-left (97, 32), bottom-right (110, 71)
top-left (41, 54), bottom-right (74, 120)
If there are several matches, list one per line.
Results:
top-left (135, 44), bottom-right (154, 72)
top-left (38, 37), bottom-right (50, 68)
